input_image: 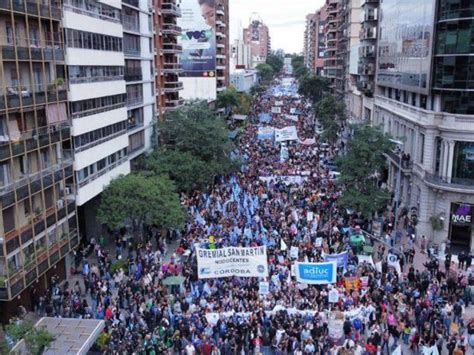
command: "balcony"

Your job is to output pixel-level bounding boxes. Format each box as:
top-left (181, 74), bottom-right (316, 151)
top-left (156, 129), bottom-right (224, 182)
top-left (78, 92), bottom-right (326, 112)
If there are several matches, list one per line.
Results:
top-left (162, 24), bottom-right (181, 36)
top-left (164, 81), bottom-right (183, 92)
top-left (124, 47), bottom-right (141, 57)
top-left (165, 98), bottom-right (184, 109)
top-left (126, 96), bottom-right (143, 107)
top-left (0, 83), bottom-right (67, 110)
top-left (162, 43), bottom-right (182, 54)
top-left (123, 0), bottom-right (139, 7)
top-left (123, 16), bottom-right (140, 33)
top-left (161, 2), bottom-right (181, 17)
top-left (362, 28), bottom-right (377, 40)
top-left (1, 43), bottom-right (64, 62)
top-left (0, 0), bottom-right (61, 20)
top-left (424, 174), bottom-right (474, 193)
top-left (385, 149), bottom-right (412, 171)
top-left (124, 70), bottom-right (143, 82)
top-left (162, 62), bottom-right (183, 74)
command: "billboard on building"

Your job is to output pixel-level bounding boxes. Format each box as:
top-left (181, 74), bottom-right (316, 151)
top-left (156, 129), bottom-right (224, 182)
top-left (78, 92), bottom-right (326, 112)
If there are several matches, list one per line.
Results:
top-left (178, 0), bottom-right (216, 79)
top-left (376, 0), bottom-right (436, 94)
top-left (178, 0), bottom-right (217, 101)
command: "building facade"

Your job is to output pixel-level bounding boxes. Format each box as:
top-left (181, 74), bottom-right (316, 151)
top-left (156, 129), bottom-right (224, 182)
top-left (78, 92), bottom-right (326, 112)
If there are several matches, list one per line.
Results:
top-left (216, 0), bottom-right (229, 93)
top-left (243, 19), bottom-right (270, 68)
top-left (122, 0), bottom-right (155, 163)
top-left (63, 0), bottom-right (130, 238)
top-left (304, 9), bottom-right (326, 75)
top-left (373, 0), bottom-right (474, 252)
top-left (232, 39), bottom-right (252, 70)
top-left (322, 0), bottom-right (342, 91)
top-left (153, 0), bottom-right (184, 117)
top-left (0, 0), bottom-right (79, 320)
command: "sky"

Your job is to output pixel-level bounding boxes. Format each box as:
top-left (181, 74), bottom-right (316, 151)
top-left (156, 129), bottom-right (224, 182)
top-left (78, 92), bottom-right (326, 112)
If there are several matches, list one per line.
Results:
top-left (229, 0), bottom-right (326, 54)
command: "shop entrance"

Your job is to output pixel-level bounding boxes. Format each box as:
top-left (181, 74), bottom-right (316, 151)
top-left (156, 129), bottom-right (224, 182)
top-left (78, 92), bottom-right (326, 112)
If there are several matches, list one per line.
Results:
top-left (449, 202), bottom-right (473, 253)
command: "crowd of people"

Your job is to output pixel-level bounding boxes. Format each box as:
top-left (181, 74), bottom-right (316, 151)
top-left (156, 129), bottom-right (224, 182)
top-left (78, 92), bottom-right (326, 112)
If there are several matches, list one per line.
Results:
top-left (24, 77), bottom-right (474, 354)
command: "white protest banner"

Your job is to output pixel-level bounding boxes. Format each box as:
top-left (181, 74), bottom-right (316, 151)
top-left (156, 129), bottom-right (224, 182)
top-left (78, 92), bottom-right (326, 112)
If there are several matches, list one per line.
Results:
top-left (307, 211), bottom-right (314, 221)
top-left (275, 100), bottom-right (284, 106)
top-left (357, 254), bottom-right (375, 266)
top-left (257, 126), bottom-right (274, 140)
top-left (280, 239), bottom-right (288, 251)
top-left (205, 313), bottom-right (220, 326)
top-left (259, 175), bottom-right (307, 185)
top-left (315, 237), bottom-right (323, 247)
top-left (290, 108), bottom-right (298, 114)
top-left (197, 246), bottom-right (268, 279)
top-left (271, 106), bottom-right (282, 114)
top-left (290, 246), bottom-right (299, 259)
top-left (283, 114), bottom-right (299, 122)
top-left (275, 126), bottom-right (298, 142)
top-left (387, 253), bottom-right (401, 274)
top-left (300, 138), bottom-right (316, 145)
top-left (328, 318), bottom-right (344, 340)
top-left (259, 281), bottom-right (269, 295)
top-left (328, 288), bottom-right (339, 303)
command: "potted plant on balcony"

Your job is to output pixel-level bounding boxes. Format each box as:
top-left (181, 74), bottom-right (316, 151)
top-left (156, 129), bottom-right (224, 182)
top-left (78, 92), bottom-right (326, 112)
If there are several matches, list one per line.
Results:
top-left (0, 276), bottom-right (6, 287)
top-left (48, 77), bottom-right (65, 91)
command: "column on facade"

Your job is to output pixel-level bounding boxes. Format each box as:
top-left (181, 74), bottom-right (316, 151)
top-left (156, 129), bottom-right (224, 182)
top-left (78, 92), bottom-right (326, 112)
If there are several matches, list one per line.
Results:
top-left (439, 140), bottom-right (446, 178)
top-left (446, 140), bottom-right (455, 183)
top-left (423, 130), bottom-right (436, 173)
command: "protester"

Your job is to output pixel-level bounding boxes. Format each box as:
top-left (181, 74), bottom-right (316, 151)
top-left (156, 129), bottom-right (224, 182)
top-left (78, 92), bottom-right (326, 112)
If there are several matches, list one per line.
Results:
top-left (28, 76), bottom-right (473, 354)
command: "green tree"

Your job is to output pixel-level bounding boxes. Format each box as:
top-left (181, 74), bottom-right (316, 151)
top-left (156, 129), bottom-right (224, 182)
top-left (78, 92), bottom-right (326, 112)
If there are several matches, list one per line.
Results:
top-left (216, 86), bottom-right (239, 112)
top-left (298, 75), bottom-right (329, 103)
top-left (294, 66), bottom-right (309, 79)
top-left (250, 84), bottom-right (266, 96)
top-left (159, 103), bottom-right (237, 171)
top-left (235, 92), bottom-right (252, 115)
top-left (256, 63), bottom-right (274, 83)
top-left (336, 125), bottom-right (394, 217)
top-left (291, 55), bottom-right (304, 71)
top-left (5, 320), bottom-right (54, 355)
top-left (315, 95), bottom-right (346, 144)
top-left (141, 149), bottom-right (218, 194)
top-left (266, 53), bottom-right (284, 73)
top-left (97, 174), bottom-right (185, 238)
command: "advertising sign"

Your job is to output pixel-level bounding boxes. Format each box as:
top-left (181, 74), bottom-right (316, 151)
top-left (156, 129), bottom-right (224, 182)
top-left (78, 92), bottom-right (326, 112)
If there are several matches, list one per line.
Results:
top-left (451, 203), bottom-right (473, 226)
top-left (178, 0), bottom-right (216, 78)
top-left (295, 262), bottom-right (337, 285)
top-left (197, 246), bottom-right (268, 279)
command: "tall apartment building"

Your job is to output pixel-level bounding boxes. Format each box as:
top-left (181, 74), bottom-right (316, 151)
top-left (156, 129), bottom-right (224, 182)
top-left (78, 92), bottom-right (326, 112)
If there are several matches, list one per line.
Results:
top-left (341, 0), bottom-right (361, 120)
top-left (243, 18), bottom-right (270, 68)
top-left (231, 39), bottom-right (252, 70)
top-left (0, 0), bottom-right (78, 319)
top-left (356, 0), bottom-right (379, 122)
top-left (63, 0), bottom-right (130, 238)
top-left (304, 9), bottom-right (326, 75)
top-left (323, 0), bottom-right (342, 90)
top-left (373, 0), bottom-right (474, 252)
top-left (121, 0), bottom-right (155, 163)
top-left (153, 0), bottom-right (183, 116)
top-left (216, 0), bottom-right (229, 93)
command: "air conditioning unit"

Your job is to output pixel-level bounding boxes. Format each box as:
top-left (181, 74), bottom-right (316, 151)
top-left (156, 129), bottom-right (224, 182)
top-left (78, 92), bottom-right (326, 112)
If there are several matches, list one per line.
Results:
top-left (56, 200), bottom-right (64, 209)
top-left (64, 187), bottom-right (71, 195)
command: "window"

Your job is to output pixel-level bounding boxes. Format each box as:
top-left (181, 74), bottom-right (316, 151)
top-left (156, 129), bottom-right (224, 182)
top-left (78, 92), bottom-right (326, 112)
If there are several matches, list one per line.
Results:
top-left (65, 29), bottom-right (122, 52)
top-left (70, 94), bottom-right (126, 118)
top-left (452, 141), bottom-right (474, 185)
top-left (0, 162), bottom-right (11, 186)
top-left (24, 199), bottom-right (31, 216)
top-left (6, 22), bottom-right (13, 45)
top-left (29, 26), bottom-right (39, 46)
top-left (74, 120), bottom-right (127, 150)
top-left (418, 133), bottom-right (425, 164)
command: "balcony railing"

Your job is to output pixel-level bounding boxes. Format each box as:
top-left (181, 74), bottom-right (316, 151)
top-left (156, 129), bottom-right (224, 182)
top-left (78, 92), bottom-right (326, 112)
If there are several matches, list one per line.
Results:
top-left (0, 0), bottom-right (61, 20)
top-left (123, 16), bottom-right (140, 32)
top-left (123, 0), bottom-right (139, 7)
top-left (162, 62), bottom-right (183, 73)
top-left (161, 2), bottom-right (181, 16)
top-left (424, 174), bottom-right (474, 191)
top-left (165, 98), bottom-right (184, 108)
top-left (162, 43), bottom-right (182, 54)
top-left (124, 47), bottom-right (141, 57)
top-left (164, 81), bottom-right (183, 92)
top-left (126, 96), bottom-right (143, 107)
top-left (162, 24), bottom-right (181, 35)
top-left (124, 70), bottom-right (143, 81)
top-left (0, 83), bottom-right (67, 110)
top-left (385, 149), bottom-right (412, 170)
top-left (1, 45), bottom-right (64, 61)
